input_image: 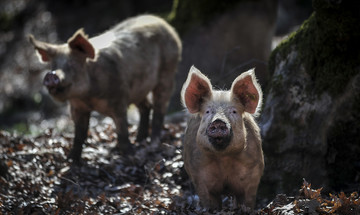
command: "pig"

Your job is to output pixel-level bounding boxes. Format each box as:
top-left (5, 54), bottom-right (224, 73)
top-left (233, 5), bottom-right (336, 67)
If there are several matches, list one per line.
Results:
top-left (29, 15), bottom-right (182, 163)
top-left (181, 66), bottom-right (264, 209)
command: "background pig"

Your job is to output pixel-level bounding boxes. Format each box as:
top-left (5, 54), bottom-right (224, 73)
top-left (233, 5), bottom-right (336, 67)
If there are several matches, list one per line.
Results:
top-left (29, 15), bottom-right (182, 163)
top-left (181, 66), bottom-right (264, 209)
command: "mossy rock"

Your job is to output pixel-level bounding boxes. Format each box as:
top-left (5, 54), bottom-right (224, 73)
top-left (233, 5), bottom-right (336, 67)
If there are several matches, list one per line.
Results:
top-left (0, 12), bottom-right (14, 31)
top-left (261, 0), bottom-right (360, 201)
top-left (269, 0), bottom-right (360, 96)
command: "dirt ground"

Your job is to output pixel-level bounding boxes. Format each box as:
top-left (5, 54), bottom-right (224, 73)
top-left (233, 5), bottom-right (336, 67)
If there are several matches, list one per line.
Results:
top-left (0, 116), bottom-right (359, 214)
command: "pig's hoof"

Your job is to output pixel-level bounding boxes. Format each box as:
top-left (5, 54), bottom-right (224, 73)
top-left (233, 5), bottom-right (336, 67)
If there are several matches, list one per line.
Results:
top-left (141, 137), bottom-right (161, 153)
top-left (67, 152), bottom-right (82, 165)
top-left (150, 136), bottom-right (161, 147)
top-left (113, 143), bottom-right (135, 155)
top-left (67, 157), bottom-right (82, 165)
top-left (135, 134), bottom-right (148, 143)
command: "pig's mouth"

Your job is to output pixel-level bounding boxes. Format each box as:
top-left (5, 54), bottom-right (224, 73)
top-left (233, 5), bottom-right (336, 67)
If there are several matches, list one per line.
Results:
top-left (208, 135), bottom-right (232, 151)
top-left (206, 119), bottom-right (232, 151)
top-left (47, 85), bottom-right (67, 95)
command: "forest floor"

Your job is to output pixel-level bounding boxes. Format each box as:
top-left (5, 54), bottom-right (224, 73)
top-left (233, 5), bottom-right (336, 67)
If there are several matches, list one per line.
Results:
top-left (0, 115), bottom-right (359, 214)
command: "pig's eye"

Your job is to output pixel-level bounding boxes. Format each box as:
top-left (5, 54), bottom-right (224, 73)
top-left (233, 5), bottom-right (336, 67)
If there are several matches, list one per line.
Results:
top-left (206, 110), bottom-right (210, 114)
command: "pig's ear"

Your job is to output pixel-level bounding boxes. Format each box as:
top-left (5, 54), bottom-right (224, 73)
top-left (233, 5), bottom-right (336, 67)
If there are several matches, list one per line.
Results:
top-left (68, 29), bottom-right (95, 59)
top-left (181, 66), bottom-right (212, 113)
top-left (231, 68), bottom-right (263, 115)
top-left (28, 35), bottom-right (54, 62)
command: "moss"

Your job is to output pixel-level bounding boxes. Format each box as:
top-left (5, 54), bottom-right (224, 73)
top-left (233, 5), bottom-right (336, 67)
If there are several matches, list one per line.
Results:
top-left (268, 31), bottom-right (297, 76)
top-left (268, 1), bottom-right (360, 97)
top-left (0, 12), bottom-right (15, 31)
top-left (167, 0), bottom-right (246, 36)
top-left (8, 123), bottom-right (30, 135)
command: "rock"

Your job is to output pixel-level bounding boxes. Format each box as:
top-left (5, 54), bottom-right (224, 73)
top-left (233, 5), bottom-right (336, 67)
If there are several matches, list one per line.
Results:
top-left (259, 0), bottom-right (360, 200)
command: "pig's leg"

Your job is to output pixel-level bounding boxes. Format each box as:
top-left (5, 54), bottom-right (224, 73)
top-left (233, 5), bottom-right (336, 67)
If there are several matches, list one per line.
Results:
top-left (194, 173), bottom-right (222, 209)
top-left (197, 188), bottom-right (222, 209)
top-left (68, 107), bottom-right (90, 163)
top-left (239, 184), bottom-right (258, 209)
top-left (234, 191), bottom-right (246, 208)
top-left (151, 88), bottom-right (166, 142)
top-left (151, 72), bottom-right (175, 142)
top-left (113, 107), bottom-right (133, 153)
top-left (136, 99), bottom-right (151, 142)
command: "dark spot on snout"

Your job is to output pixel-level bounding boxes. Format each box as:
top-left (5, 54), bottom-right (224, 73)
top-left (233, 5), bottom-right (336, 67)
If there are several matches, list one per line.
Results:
top-left (44, 71), bottom-right (60, 87)
top-left (43, 71), bottom-right (63, 95)
top-left (206, 119), bottom-right (232, 151)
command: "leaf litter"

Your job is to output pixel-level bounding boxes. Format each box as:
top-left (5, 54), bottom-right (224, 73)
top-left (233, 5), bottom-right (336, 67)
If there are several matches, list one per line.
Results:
top-left (0, 116), bottom-right (359, 214)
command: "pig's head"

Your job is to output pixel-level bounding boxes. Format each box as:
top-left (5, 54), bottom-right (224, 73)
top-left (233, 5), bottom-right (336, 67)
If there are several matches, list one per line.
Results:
top-left (29, 29), bottom-right (95, 102)
top-left (181, 66), bottom-right (262, 153)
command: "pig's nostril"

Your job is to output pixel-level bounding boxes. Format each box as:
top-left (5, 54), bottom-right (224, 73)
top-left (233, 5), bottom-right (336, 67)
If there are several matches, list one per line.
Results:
top-left (208, 120), bottom-right (227, 131)
top-left (207, 120), bottom-right (230, 137)
top-left (43, 72), bottom-right (60, 87)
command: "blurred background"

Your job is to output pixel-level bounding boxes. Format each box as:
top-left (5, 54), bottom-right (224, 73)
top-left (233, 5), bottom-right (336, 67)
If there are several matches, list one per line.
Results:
top-left (4, 0), bottom-right (360, 207)
top-left (0, 0), bottom-right (312, 133)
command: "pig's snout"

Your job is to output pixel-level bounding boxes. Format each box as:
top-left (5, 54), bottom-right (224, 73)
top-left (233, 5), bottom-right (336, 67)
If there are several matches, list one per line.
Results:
top-left (43, 71), bottom-right (63, 95)
top-left (43, 71), bottom-right (60, 88)
top-left (206, 119), bottom-right (232, 150)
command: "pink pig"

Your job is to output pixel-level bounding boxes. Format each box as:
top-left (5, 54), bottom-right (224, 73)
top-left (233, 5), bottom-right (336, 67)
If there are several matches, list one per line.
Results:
top-left (181, 66), bottom-right (264, 209)
top-left (29, 15), bottom-right (182, 163)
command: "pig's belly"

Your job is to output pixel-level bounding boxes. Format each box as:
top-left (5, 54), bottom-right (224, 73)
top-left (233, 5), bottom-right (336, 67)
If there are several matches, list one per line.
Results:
top-left (128, 75), bottom-right (157, 104)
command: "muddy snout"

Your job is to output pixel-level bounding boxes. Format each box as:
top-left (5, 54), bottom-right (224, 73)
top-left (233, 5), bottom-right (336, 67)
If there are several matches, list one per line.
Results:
top-left (206, 119), bottom-right (232, 150)
top-left (43, 71), bottom-right (61, 94)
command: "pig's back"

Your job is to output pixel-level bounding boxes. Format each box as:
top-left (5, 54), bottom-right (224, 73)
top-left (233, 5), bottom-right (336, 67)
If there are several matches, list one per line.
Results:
top-left (111, 15), bottom-right (181, 57)
top-left (89, 15), bottom-right (181, 105)
top-left (91, 15), bottom-right (181, 54)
